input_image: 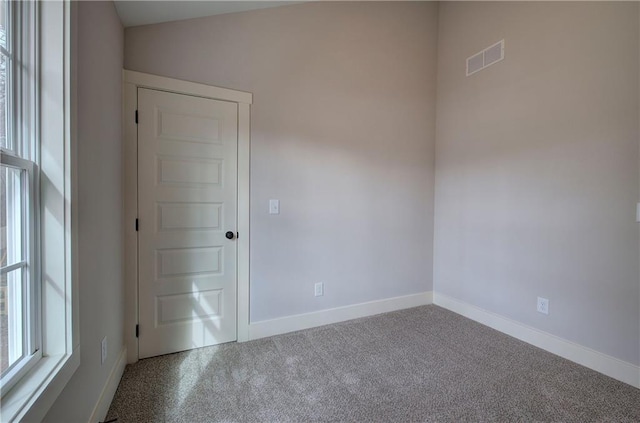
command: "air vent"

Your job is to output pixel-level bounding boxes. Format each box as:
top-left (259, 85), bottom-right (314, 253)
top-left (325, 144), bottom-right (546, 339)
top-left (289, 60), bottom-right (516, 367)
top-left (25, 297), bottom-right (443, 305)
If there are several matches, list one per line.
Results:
top-left (466, 39), bottom-right (505, 76)
top-left (467, 52), bottom-right (484, 75)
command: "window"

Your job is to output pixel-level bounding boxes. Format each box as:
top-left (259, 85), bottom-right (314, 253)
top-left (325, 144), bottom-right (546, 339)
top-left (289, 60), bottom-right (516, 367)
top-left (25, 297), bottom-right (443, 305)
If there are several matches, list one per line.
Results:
top-left (0, 0), bottom-right (40, 395)
top-left (1, 1), bottom-right (79, 420)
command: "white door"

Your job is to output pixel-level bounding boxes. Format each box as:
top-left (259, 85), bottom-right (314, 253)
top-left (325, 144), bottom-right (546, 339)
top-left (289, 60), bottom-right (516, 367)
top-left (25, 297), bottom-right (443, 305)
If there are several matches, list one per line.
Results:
top-left (137, 88), bottom-right (238, 359)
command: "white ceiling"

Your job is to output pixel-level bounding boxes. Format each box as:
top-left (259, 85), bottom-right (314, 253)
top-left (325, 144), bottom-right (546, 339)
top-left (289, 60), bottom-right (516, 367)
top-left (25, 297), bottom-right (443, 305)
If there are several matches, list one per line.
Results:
top-left (114, 1), bottom-right (302, 28)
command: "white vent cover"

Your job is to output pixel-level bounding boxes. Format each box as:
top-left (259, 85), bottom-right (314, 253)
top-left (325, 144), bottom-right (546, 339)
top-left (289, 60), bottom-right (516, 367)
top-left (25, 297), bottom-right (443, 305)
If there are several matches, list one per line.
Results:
top-left (467, 52), bottom-right (484, 75)
top-left (466, 39), bottom-right (505, 76)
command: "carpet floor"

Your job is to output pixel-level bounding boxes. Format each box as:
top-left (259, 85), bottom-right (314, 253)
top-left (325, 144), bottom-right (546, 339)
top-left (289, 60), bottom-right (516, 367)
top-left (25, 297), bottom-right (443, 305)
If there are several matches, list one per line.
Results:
top-left (106, 305), bottom-right (640, 422)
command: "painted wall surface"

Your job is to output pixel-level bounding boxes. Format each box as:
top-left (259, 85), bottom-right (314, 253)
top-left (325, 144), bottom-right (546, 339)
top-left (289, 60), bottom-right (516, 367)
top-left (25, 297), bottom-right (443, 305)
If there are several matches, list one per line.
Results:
top-left (434, 2), bottom-right (640, 365)
top-left (125, 2), bottom-right (439, 322)
top-left (43, 2), bottom-right (125, 421)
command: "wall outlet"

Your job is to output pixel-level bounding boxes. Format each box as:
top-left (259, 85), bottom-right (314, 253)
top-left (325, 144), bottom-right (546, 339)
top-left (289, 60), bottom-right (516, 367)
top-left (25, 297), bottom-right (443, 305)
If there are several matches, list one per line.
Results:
top-left (101, 336), bottom-right (107, 365)
top-left (314, 282), bottom-right (324, 297)
top-left (537, 297), bottom-right (549, 315)
top-left (269, 199), bottom-right (280, 215)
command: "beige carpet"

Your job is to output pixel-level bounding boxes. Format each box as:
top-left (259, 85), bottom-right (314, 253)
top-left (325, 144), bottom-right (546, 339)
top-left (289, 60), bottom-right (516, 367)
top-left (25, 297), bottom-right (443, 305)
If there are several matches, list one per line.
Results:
top-left (106, 305), bottom-right (640, 422)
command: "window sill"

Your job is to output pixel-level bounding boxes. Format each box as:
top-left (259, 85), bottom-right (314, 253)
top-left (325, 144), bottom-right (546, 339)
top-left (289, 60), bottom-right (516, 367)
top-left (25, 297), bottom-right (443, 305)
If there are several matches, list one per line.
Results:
top-left (1, 347), bottom-right (80, 422)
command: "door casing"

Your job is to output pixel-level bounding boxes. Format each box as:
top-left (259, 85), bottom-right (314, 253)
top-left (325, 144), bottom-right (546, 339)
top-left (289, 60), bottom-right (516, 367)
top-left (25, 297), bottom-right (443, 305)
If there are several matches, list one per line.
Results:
top-left (123, 70), bottom-right (252, 364)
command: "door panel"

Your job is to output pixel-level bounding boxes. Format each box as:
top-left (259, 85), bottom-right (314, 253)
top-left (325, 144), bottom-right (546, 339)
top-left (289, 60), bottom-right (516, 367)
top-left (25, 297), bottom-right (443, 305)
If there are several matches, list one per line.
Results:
top-left (138, 88), bottom-right (238, 358)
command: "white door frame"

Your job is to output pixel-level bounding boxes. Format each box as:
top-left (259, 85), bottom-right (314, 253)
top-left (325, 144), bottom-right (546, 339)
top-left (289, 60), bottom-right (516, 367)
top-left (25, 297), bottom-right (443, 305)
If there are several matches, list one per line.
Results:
top-left (123, 70), bottom-right (252, 364)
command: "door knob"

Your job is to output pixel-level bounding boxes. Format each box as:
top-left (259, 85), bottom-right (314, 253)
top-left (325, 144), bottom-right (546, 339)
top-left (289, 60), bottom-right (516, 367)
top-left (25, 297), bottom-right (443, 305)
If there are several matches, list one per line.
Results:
top-left (225, 231), bottom-right (235, 240)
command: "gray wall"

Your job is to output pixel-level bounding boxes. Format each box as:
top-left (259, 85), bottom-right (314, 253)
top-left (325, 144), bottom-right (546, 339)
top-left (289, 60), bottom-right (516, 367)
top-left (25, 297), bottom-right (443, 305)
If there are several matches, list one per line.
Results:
top-left (434, 2), bottom-right (640, 366)
top-left (125, 2), bottom-right (439, 322)
top-left (43, 2), bottom-right (124, 421)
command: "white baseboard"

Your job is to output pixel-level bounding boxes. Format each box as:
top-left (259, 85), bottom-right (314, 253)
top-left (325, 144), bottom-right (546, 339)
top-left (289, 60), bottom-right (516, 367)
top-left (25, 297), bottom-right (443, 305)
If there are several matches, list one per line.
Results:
top-left (249, 291), bottom-right (433, 340)
top-left (433, 293), bottom-right (640, 389)
top-left (88, 346), bottom-right (127, 423)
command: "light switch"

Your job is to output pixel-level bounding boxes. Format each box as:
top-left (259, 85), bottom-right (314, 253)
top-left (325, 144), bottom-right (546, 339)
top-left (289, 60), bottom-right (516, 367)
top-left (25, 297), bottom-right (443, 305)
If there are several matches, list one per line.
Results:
top-left (269, 199), bottom-right (280, 215)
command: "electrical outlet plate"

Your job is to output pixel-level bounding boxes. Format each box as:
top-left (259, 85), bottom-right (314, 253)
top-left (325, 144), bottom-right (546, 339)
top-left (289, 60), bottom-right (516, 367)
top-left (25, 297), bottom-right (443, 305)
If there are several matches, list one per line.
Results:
top-left (269, 199), bottom-right (280, 215)
top-left (101, 336), bottom-right (107, 365)
top-left (314, 282), bottom-right (324, 297)
top-left (537, 297), bottom-right (549, 315)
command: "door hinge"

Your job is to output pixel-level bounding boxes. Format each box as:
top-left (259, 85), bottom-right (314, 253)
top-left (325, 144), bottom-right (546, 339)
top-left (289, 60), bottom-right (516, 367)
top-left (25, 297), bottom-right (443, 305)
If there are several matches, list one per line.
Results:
top-left (136, 324), bottom-right (139, 338)
top-left (135, 218), bottom-right (139, 231)
top-left (135, 110), bottom-right (138, 124)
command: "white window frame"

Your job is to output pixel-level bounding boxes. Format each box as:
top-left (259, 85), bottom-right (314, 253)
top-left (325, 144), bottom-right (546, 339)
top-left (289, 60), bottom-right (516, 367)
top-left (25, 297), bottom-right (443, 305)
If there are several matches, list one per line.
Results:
top-left (0, 0), bottom-right (42, 396)
top-left (0, 1), bottom-right (79, 421)
top-left (0, 154), bottom-right (41, 396)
